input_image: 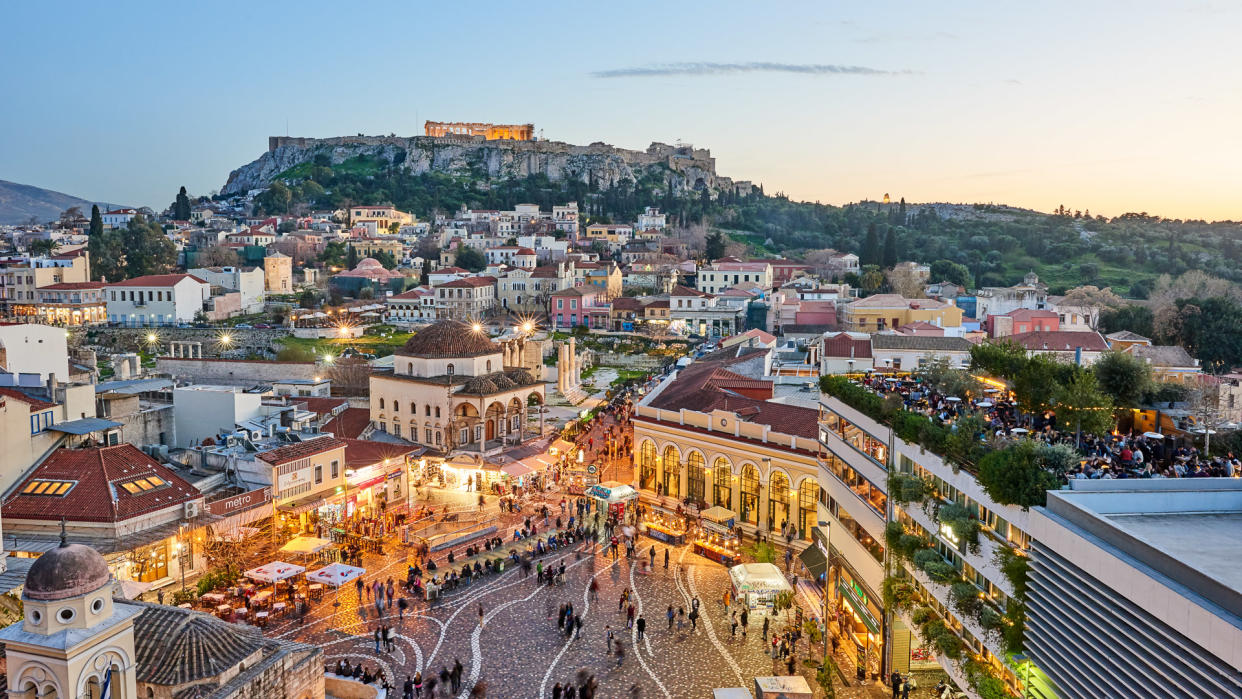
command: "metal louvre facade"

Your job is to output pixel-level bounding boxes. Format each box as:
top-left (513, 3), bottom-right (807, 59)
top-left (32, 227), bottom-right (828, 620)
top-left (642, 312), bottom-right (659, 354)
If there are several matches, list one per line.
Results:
top-left (1027, 541), bottom-right (1242, 699)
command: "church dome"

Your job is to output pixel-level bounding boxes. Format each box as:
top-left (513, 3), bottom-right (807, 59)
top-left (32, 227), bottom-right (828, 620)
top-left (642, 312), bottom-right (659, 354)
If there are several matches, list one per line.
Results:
top-left (399, 320), bottom-right (499, 359)
top-left (355, 257), bottom-right (383, 269)
top-left (25, 543), bottom-right (112, 601)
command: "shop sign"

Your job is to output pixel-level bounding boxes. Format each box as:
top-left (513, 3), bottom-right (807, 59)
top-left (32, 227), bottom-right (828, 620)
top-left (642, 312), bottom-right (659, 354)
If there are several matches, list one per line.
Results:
top-left (812, 524), bottom-right (830, 558)
top-left (587, 464), bottom-right (597, 474)
top-left (586, 484), bottom-right (613, 499)
top-left (206, 487), bottom-right (272, 516)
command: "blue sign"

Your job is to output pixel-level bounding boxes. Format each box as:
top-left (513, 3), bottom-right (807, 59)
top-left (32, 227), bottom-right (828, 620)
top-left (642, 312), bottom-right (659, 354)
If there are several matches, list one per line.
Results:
top-left (586, 484), bottom-right (612, 499)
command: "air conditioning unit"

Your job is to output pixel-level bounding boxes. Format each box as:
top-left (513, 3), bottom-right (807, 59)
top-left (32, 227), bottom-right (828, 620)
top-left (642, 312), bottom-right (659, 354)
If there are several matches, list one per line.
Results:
top-left (225, 436), bottom-right (238, 448)
top-left (184, 501), bottom-right (200, 518)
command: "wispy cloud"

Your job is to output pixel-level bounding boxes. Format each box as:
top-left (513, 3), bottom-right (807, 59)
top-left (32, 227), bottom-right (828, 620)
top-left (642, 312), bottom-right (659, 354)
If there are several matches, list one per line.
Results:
top-left (590, 62), bottom-right (914, 79)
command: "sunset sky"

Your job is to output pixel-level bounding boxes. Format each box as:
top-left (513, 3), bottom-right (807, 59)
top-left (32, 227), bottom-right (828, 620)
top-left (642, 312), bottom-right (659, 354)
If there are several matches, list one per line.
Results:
top-left (2, 0), bottom-right (1239, 219)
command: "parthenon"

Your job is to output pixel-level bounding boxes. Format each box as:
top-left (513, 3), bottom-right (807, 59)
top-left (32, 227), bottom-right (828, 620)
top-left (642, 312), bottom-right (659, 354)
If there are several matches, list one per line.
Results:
top-left (424, 121), bottom-right (534, 140)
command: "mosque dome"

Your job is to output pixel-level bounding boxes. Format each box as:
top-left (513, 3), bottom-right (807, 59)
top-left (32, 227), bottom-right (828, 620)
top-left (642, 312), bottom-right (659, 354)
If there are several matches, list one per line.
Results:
top-left (25, 543), bottom-right (112, 601)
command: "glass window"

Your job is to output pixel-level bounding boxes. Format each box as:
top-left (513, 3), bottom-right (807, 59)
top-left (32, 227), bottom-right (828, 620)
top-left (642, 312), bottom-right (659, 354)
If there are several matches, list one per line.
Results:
top-left (713, 459), bottom-right (732, 511)
top-left (661, 446), bottom-right (680, 498)
top-left (740, 464), bottom-right (761, 525)
top-left (799, 479), bottom-right (819, 541)
top-left (639, 441), bottom-right (657, 491)
top-left (769, 471), bottom-right (790, 534)
top-left (686, 451), bottom-right (705, 504)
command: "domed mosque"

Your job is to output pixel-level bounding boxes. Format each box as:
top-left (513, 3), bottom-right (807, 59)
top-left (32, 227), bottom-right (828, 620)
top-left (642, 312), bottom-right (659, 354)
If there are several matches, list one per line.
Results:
top-left (369, 319), bottom-right (546, 453)
top-left (0, 527), bottom-right (324, 699)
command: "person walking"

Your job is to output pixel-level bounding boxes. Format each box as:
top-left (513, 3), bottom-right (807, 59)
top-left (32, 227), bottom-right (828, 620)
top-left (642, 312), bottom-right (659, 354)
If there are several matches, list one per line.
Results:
top-left (413, 671), bottom-right (423, 698)
top-left (605, 625), bottom-right (615, 654)
top-left (648, 546), bottom-right (655, 568)
top-left (663, 548), bottom-right (669, 570)
top-left (451, 659), bottom-right (463, 694)
top-left (890, 671), bottom-right (903, 699)
top-left (762, 614), bottom-right (770, 642)
top-left (636, 615), bottom-right (646, 641)
top-left (666, 605), bottom-right (675, 630)
top-left (619, 590), bottom-right (627, 613)
top-left (589, 578), bottom-right (598, 601)
top-left (741, 608), bottom-right (749, 638)
top-left (615, 642), bottom-right (625, 669)
top-left (478, 602), bottom-right (485, 627)
top-left (730, 611), bottom-right (738, 638)
top-left (373, 626), bottom-right (382, 653)
top-left (626, 603), bottom-right (635, 629)
top-left (689, 606), bottom-right (699, 631)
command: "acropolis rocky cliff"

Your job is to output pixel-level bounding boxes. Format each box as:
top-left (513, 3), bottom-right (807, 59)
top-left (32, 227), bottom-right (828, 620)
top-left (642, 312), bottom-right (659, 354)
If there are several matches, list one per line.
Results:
top-left (221, 134), bottom-right (751, 197)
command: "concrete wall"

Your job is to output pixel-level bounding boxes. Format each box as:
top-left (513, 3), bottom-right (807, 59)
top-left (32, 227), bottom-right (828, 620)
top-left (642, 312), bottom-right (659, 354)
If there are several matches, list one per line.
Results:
top-left (173, 386), bottom-right (263, 447)
top-left (0, 323), bottom-right (69, 380)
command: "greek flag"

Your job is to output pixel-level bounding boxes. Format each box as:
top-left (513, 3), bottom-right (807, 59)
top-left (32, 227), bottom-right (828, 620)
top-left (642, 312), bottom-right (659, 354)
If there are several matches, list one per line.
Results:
top-left (100, 667), bottom-right (113, 699)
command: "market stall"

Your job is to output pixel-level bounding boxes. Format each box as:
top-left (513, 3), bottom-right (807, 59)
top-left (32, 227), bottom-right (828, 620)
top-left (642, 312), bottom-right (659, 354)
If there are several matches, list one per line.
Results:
top-left (586, 481), bottom-right (638, 523)
top-left (729, 563), bottom-right (792, 610)
top-left (642, 509), bottom-right (686, 544)
top-left (694, 506), bottom-right (739, 565)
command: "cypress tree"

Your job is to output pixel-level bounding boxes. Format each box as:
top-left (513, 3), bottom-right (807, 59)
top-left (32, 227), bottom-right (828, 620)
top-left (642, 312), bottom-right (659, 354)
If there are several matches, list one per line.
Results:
top-left (89, 204), bottom-right (103, 237)
top-left (862, 223), bottom-right (881, 266)
top-left (174, 186), bottom-right (192, 220)
top-left (883, 226), bottom-right (899, 268)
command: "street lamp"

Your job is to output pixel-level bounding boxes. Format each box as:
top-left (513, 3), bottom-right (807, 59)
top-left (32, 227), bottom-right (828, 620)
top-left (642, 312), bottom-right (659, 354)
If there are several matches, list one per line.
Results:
top-left (176, 521), bottom-right (187, 593)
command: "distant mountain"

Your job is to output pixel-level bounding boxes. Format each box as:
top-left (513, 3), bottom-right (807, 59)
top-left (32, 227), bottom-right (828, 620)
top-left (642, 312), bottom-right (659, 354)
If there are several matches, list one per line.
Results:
top-left (0, 179), bottom-right (119, 225)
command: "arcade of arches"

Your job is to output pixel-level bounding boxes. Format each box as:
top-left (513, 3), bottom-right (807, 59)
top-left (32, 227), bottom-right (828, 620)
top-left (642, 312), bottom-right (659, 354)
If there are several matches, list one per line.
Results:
top-left (636, 438), bottom-right (819, 541)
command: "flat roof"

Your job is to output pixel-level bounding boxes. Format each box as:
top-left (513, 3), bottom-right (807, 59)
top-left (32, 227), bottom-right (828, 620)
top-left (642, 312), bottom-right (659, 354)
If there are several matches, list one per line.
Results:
top-left (1106, 512), bottom-right (1242, 594)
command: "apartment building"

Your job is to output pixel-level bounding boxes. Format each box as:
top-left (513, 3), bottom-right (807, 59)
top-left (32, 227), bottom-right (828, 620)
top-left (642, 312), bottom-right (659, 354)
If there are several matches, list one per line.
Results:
top-left (434, 276), bottom-right (496, 320)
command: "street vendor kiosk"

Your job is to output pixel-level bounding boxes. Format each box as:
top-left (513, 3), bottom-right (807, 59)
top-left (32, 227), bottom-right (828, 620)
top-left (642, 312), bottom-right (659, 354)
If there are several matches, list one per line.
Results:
top-left (642, 509), bottom-right (686, 544)
top-left (563, 463), bottom-right (599, 495)
top-left (729, 563), bottom-right (793, 610)
top-left (586, 481), bottom-right (638, 522)
top-left (694, 505), bottom-right (740, 565)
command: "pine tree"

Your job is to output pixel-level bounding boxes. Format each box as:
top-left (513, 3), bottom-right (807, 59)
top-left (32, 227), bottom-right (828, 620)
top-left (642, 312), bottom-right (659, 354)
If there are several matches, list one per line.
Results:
top-left (861, 223), bottom-right (881, 266)
top-left (346, 244), bottom-right (358, 270)
top-left (883, 226), bottom-right (898, 268)
top-left (89, 205), bottom-right (103, 237)
top-left (705, 231), bottom-right (726, 261)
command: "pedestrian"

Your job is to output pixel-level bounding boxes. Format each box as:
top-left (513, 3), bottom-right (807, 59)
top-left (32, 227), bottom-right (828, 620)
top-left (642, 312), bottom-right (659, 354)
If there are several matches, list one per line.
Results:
top-left (413, 671), bottom-right (423, 698)
top-left (373, 626), bottom-right (382, 653)
top-left (741, 608), bottom-right (749, 637)
top-left (648, 546), bottom-right (655, 567)
top-left (478, 602), bottom-right (485, 627)
top-left (553, 682), bottom-right (563, 699)
top-left (626, 603), bottom-right (635, 629)
top-left (574, 614), bottom-right (583, 639)
top-left (663, 548), bottom-right (669, 569)
top-left (677, 607), bottom-right (685, 631)
top-left (398, 596), bottom-right (408, 622)
top-left (403, 674), bottom-right (414, 699)
top-left (636, 615), bottom-right (646, 640)
top-left (890, 671), bottom-right (902, 699)
top-left (618, 591), bottom-right (626, 613)
top-left (615, 642), bottom-right (625, 668)
top-left (451, 659), bottom-right (463, 694)
top-left (762, 614), bottom-right (770, 642)
top-left (689, 607), bottom-right (698, 631)
top-left (666, 605), bottom-right (675, 630)
top-left (605, 624), bottom-right (615, 653)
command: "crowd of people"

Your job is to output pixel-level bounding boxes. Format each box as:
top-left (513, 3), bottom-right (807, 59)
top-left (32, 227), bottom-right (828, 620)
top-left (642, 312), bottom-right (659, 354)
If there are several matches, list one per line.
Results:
top-left (858, 374), bottom-right (1238, 480)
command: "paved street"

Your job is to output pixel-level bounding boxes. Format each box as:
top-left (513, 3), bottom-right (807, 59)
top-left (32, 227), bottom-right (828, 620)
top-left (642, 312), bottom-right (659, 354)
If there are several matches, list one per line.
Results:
top-left (264, 516), bottom-right (843, 698)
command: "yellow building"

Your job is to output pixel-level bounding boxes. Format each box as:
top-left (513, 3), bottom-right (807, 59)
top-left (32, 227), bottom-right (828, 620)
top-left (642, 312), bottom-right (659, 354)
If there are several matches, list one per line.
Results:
top-left (263, 251), bottom-right (293, 293)
top-left (349, 206), bottom-right (414, 235)
top-left (584, 223), bottom-right (634, 247)
top-left (350, 237), bottom-right (406, 259)
top-left (1, 251), bottom-right (92, 319)
top-left (842, 294), bottom-right (963, 332)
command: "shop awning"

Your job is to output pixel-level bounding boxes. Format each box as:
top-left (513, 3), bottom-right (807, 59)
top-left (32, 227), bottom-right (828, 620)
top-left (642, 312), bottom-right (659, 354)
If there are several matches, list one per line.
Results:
top-left (798, 544), bottom-right (827, 580)
top-left (277, 492), bottom-right (328, 514)
top-left (501, 461), bottom-right (536, 478)
top-left (838, 580), bottom-right (880, 634)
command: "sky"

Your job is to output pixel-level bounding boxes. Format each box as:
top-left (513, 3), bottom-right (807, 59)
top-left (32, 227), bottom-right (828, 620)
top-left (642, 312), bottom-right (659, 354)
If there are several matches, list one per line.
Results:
top-left (2, 0), bottom-right (1240, 220)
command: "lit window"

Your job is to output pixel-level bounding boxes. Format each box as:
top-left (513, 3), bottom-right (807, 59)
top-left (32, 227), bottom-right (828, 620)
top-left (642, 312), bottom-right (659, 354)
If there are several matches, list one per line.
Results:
top-left (23, 480), bottom-right (76, 496)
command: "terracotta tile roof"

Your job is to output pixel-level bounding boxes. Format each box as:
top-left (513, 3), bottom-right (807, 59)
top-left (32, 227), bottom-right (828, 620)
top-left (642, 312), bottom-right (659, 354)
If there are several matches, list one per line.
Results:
top-left (646, 348), bottom-right (818, 438)
top-left (322, 408), bottom-right (371, 439)
top-left (107, 274), bottom-right (207, 287)
top-left (821, 332), bottom-right (873, 359)
top-left (342, 439), bottom-right (421, 469)
top-left (2, 445), bottom-right (200, 523)
top-left (397, 320), bottom-right (500, 358)
top-left (289, 396), bottom-right (350, 417)
top-left (388, 288), bottom-right (432, 300)
top-left (438, 276), bottom-right (495, 288)
top-left (871, 334), bottom-right (972, 351)
top-left (1008, 330), bottom-right (1109, 353)
top-left (0, 387), bottom-right (56, 411)
top-left (671, 285), bottom-right (711, 297)
top-left (1126, 344), bottom-right (1198, 368)
top-left (432, 266), bottom-right (468, 274)
top-left (530, 266), bottom-right (563, 279)
top-left (256, 436), bottom-right (346, 466)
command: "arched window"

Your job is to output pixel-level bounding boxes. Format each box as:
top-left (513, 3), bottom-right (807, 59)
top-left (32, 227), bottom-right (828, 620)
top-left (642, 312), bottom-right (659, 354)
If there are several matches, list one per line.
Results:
top-left (740, 464), bottom-right (761, 525)
top-left (486, 360), bottom-right (492, 372)
top-left (769, 470), bottom-right (790, 535)
top-left (686, 451), bottom-right (705, 504)
top-left (393, 400), bottom-right (399, 412)
top-left (713, 458), bottom-right (732, 511)
top-left (410, 402), bottom-right (416, 414)
top-left (378, 398), bottom-right (385, 410)
top-left (799, 479), bottom-right (819, 541)
top-left (661, 446), bottom-right (681, 498)
top-left (639, 441), bottom-right (657, 491)
top-left (447, 363), bottom-right (455, 375)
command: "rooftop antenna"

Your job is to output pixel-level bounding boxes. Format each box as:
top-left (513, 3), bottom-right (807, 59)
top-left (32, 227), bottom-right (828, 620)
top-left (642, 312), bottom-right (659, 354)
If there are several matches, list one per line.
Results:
top-left (59, 516), bottom-right (67, 547)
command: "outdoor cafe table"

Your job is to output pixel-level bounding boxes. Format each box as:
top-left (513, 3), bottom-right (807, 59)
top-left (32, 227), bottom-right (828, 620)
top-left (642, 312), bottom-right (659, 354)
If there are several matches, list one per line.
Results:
top-left (253, 590), bottom-right (274, 605)
top-left (201, 592), bottom-right (226, 604)
top-left (215, 604), bottom-right (232, 615)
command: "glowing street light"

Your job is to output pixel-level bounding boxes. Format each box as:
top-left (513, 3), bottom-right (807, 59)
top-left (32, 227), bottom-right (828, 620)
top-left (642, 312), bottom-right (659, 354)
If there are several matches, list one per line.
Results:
top-left (471, 322), bottom-right (483, 334)
top-left (219, 334), bottom-right (232, 346)
top-left (146, 333), bottom-right (158, 344)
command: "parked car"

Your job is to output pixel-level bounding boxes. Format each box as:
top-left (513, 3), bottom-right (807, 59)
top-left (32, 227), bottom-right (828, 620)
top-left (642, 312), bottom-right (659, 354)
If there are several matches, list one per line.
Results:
top-left (235, 323), bottom-right (253, 329)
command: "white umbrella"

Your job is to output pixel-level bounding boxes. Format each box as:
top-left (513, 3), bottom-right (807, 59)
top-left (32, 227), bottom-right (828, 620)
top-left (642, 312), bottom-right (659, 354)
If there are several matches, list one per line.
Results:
top-left (1010, 427), bottom-right (1030, 434)
top-left (984, 388), bottom-right (1000, 393)
top-left (976, 400), bottom-right (994, 408)
top-left (1142, 431), bottom-right (1165, 439)
top-left (945, 397), bottom-right (961, 403)
top-left (1194, 428), bottom-right (1217, 435)
top-left (118, 580), bottom-right (152, 600)
top-left (244, 561), bottom-right (306, 583)
top-left (279, 536), bottom-right (333, 556)
top-left (307, 562), bottom-right (366, 608)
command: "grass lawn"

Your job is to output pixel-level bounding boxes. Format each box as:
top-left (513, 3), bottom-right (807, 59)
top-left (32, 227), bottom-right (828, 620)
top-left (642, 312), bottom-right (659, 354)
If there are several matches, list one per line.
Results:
top-left (278, 328), bottom-right (413, 359)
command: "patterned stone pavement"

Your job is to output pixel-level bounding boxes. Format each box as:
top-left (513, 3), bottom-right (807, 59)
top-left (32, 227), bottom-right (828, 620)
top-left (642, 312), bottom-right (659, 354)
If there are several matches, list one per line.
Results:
top-left (263, 520), bottom-right (848, 698)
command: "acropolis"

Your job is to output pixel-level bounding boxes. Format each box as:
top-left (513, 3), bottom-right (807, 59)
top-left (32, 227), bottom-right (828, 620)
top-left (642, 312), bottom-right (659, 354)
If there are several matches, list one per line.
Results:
top-left (424, 120), bottom-right (534, 140)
